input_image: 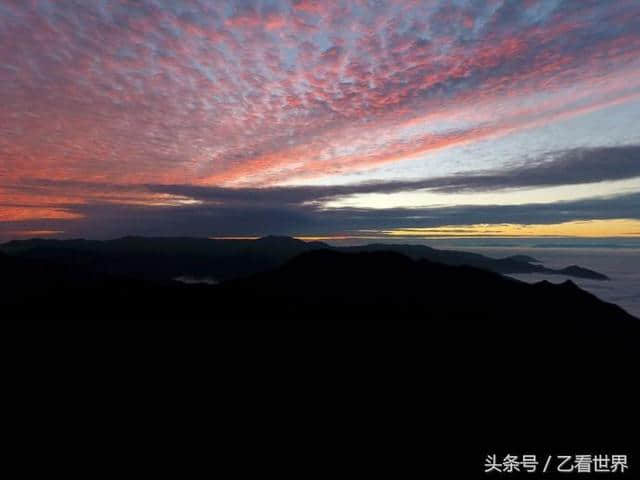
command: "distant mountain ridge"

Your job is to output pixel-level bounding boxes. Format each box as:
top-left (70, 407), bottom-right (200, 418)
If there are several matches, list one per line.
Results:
top-left (0, 245), bottom-right (636, 327)
top-left (340, 243), bottom-right (608, 279)
top-left (0, 235), bottom-right (608, 282)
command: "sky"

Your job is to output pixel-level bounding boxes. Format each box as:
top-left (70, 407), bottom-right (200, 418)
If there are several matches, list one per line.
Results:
top-left (1, 0), bottom-right (640, 241)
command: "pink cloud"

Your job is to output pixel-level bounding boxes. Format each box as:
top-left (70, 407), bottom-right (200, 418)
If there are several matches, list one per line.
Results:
top-left (2, 0), bottom-right (640, 223)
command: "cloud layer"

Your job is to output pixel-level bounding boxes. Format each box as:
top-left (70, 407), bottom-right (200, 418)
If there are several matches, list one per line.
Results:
top-left (1, 1), bottom-right (640, 237)
top-left (3, 145), bottom-right (640, 240)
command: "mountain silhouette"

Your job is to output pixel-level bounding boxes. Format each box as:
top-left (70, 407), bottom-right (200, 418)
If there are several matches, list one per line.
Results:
top-left (341, 243), bottom-right (608, 279)
top-left (504, 254), bottom-right (541, 263)
top-left (2, 241), bottom-right (637, 475)
top-left (220, 249), bottom-right (631, 323)
top-left (0, 242), bottom-right (634, 325)
top-left (0, 235), bottom-right (608, 282)
top-left (556, 264), bottom-right (608, 279)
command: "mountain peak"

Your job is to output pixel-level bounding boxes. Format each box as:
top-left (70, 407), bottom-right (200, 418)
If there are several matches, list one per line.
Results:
top-left (256, 235), bottom-right (301, 243)
top-left (254, 235), bottom-right (331, 249)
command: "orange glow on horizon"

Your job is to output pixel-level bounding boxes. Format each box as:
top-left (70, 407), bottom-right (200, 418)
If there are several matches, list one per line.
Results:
top-left (383, 219), bottom-right (640, 238)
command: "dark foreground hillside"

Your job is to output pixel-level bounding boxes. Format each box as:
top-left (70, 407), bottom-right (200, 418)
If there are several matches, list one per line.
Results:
top-left (2, 248), bottom-right (637, 479)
